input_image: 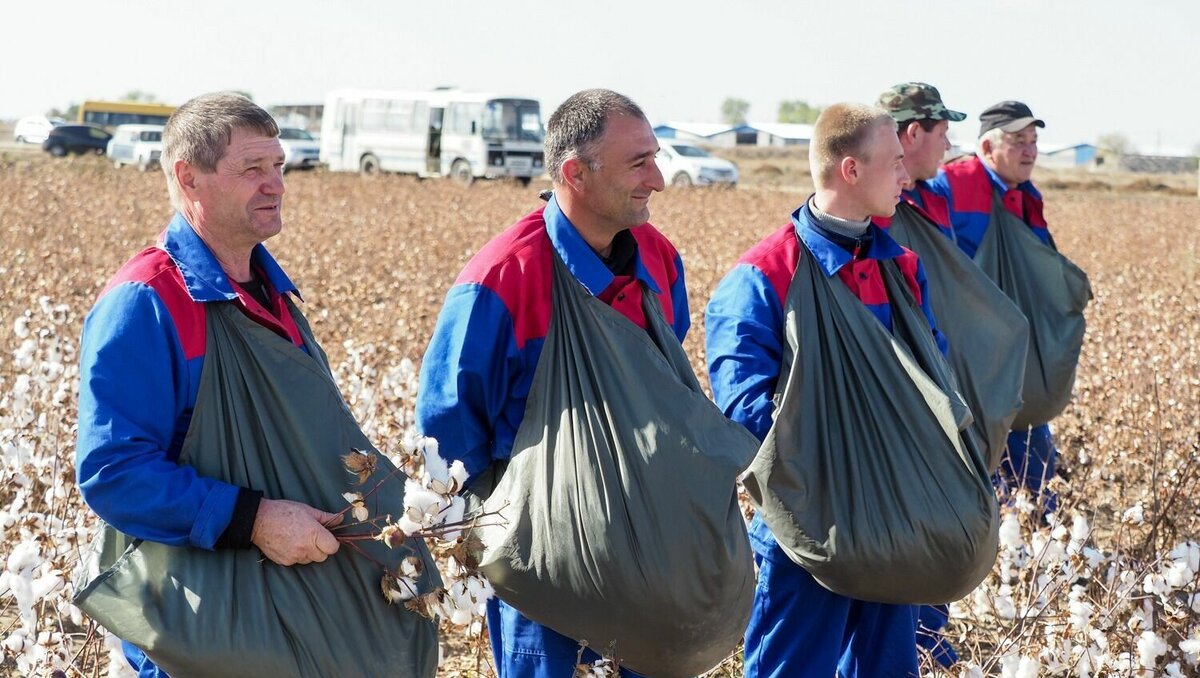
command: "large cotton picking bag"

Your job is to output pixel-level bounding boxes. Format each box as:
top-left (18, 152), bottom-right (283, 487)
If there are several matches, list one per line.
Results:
top-left (74, 301), bottom-right (440, 677)
top-left (886, 202), bottom-right (1030, 471)
top-left (975, 193), bottom-right (1092, 429)
top-left (743, 241), bottom-right (999, 605)
top-left (470, 254), bottom-right (759, 678)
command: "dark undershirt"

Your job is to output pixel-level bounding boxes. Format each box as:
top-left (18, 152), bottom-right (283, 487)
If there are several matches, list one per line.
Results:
top-left (237, 270), bottom-right (274, 315)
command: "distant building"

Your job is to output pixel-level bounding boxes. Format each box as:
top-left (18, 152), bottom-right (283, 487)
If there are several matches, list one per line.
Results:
top-left (1118, 153), bottom-right (1199, 174)
top-left (653, 121), bottom-right (812, 148)
top-left (1039, 143), bottom-right (1100, 168)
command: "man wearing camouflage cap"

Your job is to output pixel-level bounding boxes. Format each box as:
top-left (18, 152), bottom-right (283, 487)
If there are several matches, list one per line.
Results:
top-left (875, 82), bottom-right (970, 670)
top-left (877, 83), bottom-right (965, 238)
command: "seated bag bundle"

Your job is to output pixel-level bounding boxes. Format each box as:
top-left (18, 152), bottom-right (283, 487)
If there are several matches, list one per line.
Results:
top-left (975, 193), bottom-right (1092, 429)
top-left (742, 240), bottom-right (999, 606)
top-left (74, 301), bottom-right (440, 678)
top-left (886, 202), bottom-right (1030, 471)
top-left (470, 254), bottom-right (760, 678)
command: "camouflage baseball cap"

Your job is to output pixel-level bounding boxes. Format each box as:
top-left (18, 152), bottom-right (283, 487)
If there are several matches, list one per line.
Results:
top-left (877, 82), bottom-right (967, 124)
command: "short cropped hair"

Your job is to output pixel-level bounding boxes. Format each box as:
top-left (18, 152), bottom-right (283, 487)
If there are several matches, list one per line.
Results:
top-left (809, 103), bottom-right (896, 186)
top-left (898, 118), bottom-right (942, 136)
top-left (544, 89), bottom-right (647, 183)
top-left (162, 92), bottom-right (279, 210)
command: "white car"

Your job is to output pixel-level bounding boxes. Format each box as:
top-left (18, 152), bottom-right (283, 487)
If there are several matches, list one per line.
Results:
top-left (13, 115), bottom-right (66, 144)
top-left (107, 124), bottom-right (164, 171)
top-left (278, 127), bottom-right (321, 171)
top-left (655, 138), bottom-right (738, 188)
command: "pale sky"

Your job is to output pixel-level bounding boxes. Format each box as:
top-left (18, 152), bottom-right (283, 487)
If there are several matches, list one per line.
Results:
top-left (3, 0), bottom-right (1196, 154)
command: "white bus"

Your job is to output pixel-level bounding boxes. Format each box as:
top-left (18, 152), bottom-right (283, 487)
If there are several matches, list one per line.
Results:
top-left (320, 89), bottom-right (544, 184)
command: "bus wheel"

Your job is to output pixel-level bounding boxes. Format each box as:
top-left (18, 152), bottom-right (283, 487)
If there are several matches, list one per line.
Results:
top-left (360, 154), bottom-right (380, 175)
top-left (672, 172), bottom-right (693, 187)
top-left (451, 159), bottom-right (474, 186)
top-left (517, 177), bottom-right (532, 187)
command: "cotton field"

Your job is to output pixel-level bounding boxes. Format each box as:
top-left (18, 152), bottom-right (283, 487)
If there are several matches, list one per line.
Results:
top-left (0, 154), bottom-right (1197, 676)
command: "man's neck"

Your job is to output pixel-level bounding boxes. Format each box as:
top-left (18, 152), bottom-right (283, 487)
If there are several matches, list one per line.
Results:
top-left (982, 158), bottom-right (1019, 190)
top-left (185, 213), bottom-right (256, 282)
top-left (554, 190), bottom-right (617, 258)
top-left (811, 189), bottom-right (869, 223)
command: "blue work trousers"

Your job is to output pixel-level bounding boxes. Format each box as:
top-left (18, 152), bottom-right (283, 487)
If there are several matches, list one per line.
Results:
top-left (743, 548), bottom-right (919, 678)
top-left (996, 423), bottom-right (1058, 511)
top-left (486, 597), bottom-right (647, 678)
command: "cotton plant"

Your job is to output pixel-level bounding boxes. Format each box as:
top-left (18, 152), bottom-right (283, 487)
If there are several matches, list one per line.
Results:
top-left (335, 432), bottom-right (500, 629)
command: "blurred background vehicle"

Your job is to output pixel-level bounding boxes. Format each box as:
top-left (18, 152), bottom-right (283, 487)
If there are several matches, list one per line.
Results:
top-left (13, 115), bottom-right (66, 144)
top-left (107, 124), bottom-right (164, 171)
top-left (43, 124), bottom-right (113, 157)
top-left (278, 126), bottom-right (322, 171)
top-left (655, 138), bottom-right (739, 187)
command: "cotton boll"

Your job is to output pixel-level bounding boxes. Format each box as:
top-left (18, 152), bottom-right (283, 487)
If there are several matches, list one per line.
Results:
top-left (1136, 630), bottom-right (1168, 669)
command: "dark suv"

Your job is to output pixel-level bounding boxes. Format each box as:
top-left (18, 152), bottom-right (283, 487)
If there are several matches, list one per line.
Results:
top-left (43, 125), bottom-right (113, 157)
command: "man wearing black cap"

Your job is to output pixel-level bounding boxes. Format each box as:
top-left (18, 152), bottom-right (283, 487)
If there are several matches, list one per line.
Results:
top-left (927, 101), bottom-right (1060, 508)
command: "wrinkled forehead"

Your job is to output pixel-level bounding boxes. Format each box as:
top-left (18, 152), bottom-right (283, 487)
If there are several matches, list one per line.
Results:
top-left (219, 128), bottom-right (284, 165)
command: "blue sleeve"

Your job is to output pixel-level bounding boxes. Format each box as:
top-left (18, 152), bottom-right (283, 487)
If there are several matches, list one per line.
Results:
top-left (926, 169), bottom-right (951, 202)
top-left (416, 283), bottom-right (522, 482)
top-left (914, 260), bottom-right (950, 358)
top-left (669, 252), bottom-right (690, 343)
top-left (704, 264), bottom-right (784, 442)
top-left (76, 283), bottom-right (239, 549)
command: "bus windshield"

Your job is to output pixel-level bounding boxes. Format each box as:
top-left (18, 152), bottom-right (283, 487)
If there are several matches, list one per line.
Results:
top-left (482, 99), bottom-right (543, 143)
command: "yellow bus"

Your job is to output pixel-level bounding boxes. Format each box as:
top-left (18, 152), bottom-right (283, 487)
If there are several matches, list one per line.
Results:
top-left (78, 101), bottom-right (176, 129)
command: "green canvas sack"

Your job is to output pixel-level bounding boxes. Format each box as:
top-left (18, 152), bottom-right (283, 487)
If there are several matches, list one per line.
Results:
top-left (471, 253), bottom-right (759, 678)
top-left (886, 202), bottom-right (1029, 470)
top-left (975, 193), bottom-right (1092, 429)
top-left (743, 240), bottom-right (999, 605)
top-left (74, 301), bottom-right (440, 677)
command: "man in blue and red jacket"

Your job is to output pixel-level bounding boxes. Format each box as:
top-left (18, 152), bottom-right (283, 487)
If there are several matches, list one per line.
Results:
top-left (415, 89), bottom-right (687, 678)
top-left (926, 101), bottom-right (1059, 505)
top-left (706, 103), bottom-right (946, 678)
top-left (875, 81), bottom-right (970, 670)
top-left (76, 93), bottom-right (344, 677)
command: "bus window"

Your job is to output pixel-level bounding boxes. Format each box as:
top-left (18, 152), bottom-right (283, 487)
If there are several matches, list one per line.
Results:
top-left (387, 100), bottom-right (415, 132)
top-left (363, 100), bottom-right (388, 131)
top-left (483, 100), bottom-right (543, 143)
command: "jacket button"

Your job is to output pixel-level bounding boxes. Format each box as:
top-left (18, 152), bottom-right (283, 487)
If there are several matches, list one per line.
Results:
top-left (617, 293), bottom-right (626, 301)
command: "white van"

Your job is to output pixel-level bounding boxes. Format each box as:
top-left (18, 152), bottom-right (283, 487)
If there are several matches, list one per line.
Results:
top-left (655, 138), bottom-right (739, 188)
top-left (13, 115), bottom-right (65, 144)
top-left (107, 125), bottom-right (164, 171)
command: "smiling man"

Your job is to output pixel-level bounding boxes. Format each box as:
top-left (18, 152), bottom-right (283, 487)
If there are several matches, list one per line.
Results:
top-left (927, 102), bottom-right (1064, 509)
top-left (416, 88), bottom-right (691, 677)
top-left (76, 92), bottom-right (438, 677)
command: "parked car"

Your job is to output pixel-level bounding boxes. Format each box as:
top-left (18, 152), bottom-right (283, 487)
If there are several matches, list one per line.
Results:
top-left (43, 125), bottom-right (112, 157)
top-left (278, 127), bottom-right (321, 171)
top-left (13, 115), bottom-right (65, 144)
top-left (107, 124), bottom-right (164, 171)
top-left (654, 138), bottom-right (738, 187)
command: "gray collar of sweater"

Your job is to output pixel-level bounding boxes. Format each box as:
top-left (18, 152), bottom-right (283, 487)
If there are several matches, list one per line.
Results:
top-left (807, 196), bottom-right (871, 238)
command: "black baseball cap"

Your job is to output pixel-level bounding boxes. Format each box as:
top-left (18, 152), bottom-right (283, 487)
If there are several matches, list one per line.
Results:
top-left (978, 100), bottom-right (1045, 138)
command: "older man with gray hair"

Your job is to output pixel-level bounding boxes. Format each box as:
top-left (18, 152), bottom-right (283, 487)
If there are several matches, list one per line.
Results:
top-left (76, 91), bottom-right (438, 677)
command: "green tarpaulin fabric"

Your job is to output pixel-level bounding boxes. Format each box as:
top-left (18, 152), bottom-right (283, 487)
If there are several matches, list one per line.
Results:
top-left (886, 202), bottom-right (1029, 471)
top-left (975, 193), bottom-right (1092, 429)
top-left (470, 254), bottom-right (760, 678)
top-left (743, 240), bottom-right (999, 605)
top-left (74, 300), bottom-right (440, 677)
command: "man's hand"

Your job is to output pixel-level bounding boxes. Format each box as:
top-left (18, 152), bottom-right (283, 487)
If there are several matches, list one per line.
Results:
top-left (250, 498), bottom-right (343, 566)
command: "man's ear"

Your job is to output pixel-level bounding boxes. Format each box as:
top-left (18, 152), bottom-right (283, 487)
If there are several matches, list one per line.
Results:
top-left (978, 137), bottom-right (994, 161)
top-left (175, 160), bottom-right (199, 202)
top-left (560, 155), bottom-right (587, 192)
top-left (839, 156), bottom-right (859, 185)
